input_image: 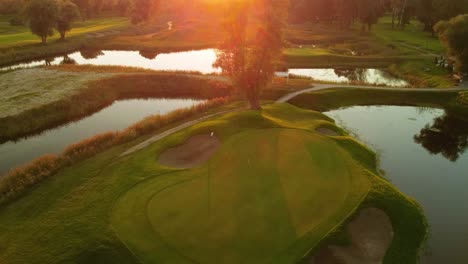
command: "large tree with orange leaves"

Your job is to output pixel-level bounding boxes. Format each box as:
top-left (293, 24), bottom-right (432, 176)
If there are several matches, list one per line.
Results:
top-left (214, 0), bottom-right (288, 110)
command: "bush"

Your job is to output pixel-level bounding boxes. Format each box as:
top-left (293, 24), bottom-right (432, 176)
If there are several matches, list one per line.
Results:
top-left (435, 15), bottom-right (468, 73)
top-left (457, 91), bottom-right (468, 105)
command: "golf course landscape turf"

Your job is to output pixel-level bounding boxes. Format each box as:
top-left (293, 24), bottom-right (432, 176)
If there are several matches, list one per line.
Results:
top-left (0, 103), bottom-right (426, 264)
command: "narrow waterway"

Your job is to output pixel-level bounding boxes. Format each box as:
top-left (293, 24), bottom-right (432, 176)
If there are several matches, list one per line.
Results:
top-left (0, 98), bottom-right (203, 175)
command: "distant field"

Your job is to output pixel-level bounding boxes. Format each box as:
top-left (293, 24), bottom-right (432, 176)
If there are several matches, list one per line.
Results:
top-left (0, 16), bottom-right (129, 49)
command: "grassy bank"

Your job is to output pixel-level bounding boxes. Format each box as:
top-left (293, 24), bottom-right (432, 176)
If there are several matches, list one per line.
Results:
top-left (300, 169), bottom-right (428, 264)
top-left (0, 67), bottom-right (231, 143)
top-left (0, 97), bottom-right (231, 205)
top-left (0, 103), bottom-right (426, 263)
top-left (372, 16), bottom-right (444, 55)
top-left (0, 16), bottom-right (129, 66)
top-left (283, 18), bottom-right (454, 88)
top-left (289, 88), bottom-right (466, 115)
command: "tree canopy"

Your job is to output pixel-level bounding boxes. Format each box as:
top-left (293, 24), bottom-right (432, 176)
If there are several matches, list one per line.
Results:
top-left (24, 0), bottom-right (60, 44)
top-left (435, 14), bottom-right (468, 72)
top-left (56, 0), bottom-right (81, 40)
top-left (215, 0), bottom-right (288, 110)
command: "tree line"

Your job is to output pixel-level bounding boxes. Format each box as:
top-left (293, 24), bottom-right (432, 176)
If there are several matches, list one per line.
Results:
top-left (290, 0), bottom-right (468, 33)
top-left (1, 0), bottom-right (163, 44)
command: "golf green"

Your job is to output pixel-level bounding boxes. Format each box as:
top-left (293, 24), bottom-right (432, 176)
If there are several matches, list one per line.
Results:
top-left (112, 128), bottom-right (370, 263)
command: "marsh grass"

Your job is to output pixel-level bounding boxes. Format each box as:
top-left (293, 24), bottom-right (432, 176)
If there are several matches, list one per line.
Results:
top-left (0, 97), bottom-right (229, 206)
top-left (0, 72), bottom-right (231, 142)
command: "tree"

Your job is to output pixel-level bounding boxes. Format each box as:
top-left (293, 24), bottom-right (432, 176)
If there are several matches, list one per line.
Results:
top-left (130, 0), bottom-right (159, 24)
top-left (72, 0), bottom-right (90, 19)
top-left (116, 0), bottom-right (131, 15)
top-left (417, 0), bottom-right (468, 34)
top-left (24, 0), bottom-right (60, 44)
top-left (357, 0), bottom-right (385, 31)
top-left (435, 14), bottom-right (468, 72)
top-left (417, 0), bottom-right (436, 33)
top-left (214, 0), bottom-right (288, 110)
top-left (433, 0), bottom-right (468, 22)
top-left (414, 113), bottom-right (468, 162)
top-left (335, 0), bottom-right (358, 29)
top-left (56, 0), bottom-right (80, 40)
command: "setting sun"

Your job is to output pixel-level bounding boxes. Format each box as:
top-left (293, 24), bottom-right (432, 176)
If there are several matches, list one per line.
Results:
top-left (0, 0), bottom-right (467, 263)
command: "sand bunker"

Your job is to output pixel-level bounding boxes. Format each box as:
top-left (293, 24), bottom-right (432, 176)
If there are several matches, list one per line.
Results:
top-left (158, 134), bottom-right (220, 168)
top-left (313, 208), bottom-right (394, 264)
top-left (316, 127), bottom-right (340, 136)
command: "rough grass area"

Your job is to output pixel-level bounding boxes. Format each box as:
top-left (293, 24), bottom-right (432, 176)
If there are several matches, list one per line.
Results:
top-left (0, 67), bottom-right (231, 142)
top-left (284, 18), bottom-right (453, 88)
top-left (0, 103), bottom-right (426, 264)
top-left (289, 88), bottom-right (463, 113)
top-left (0, 68), bottom-right (115, 118)
top-left (372, 16), bottom-right (444, 55)
top-left (388, 60), bottom-right (454, 88)
top-left (97, 18), bottom-right (223, 51)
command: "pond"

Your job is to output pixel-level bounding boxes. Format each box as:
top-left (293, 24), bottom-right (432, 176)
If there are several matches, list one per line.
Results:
top-left (324, 106), bottom-right (468, 264)
top-left (1, 49), bottom-right (409, 87)
top-left (0, 98), bottom-right (203, 175)
top-left (289, 68), bottom-right (409, 87)
top-left (0, 49), bottom-right (221, 74)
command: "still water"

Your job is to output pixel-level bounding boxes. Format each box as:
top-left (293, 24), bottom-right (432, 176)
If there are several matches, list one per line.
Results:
top-left (289, 68), bottom-right (409, 87)
top-left (1, 49), bottom-right (220, 74)
top-left (1, 49), bottom-right (409, 87)
top-left (0, 98), bottom-right (202, 175)
top-left (324, 106), bottom-right (468, 264)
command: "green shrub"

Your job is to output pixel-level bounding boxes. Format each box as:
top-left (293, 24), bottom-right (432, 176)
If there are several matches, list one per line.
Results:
top-left (457, 91), bottom-right (468, 105)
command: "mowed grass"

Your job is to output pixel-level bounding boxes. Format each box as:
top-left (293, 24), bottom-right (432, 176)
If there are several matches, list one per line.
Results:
top-left (372, 16), bottom-right (444, 55)
top-left (98, 18), bottom-right (223, 51)
top-left (0, 16), bottom-right (128, 49)
top-left (113, 127), bottom-right (370, 263)
top-left (0, 103), bottom-right (384, 263)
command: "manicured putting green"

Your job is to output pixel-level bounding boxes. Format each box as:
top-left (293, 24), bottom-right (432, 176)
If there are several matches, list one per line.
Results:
top-left (112, 128), bottom-right (370, 263)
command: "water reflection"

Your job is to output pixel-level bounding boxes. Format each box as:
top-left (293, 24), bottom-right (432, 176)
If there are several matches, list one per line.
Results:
top-left (0, 98), bottom-right (203, 175)
top-left (414, 114), bottom-right (468, 162)
top-left (323, 105), bottom-right (468, 263)
top-left (1, 49), bottom-right (220, 74)
top-left (80, 49), bottom-right (104, 59)
top-left (288, 68), bottom-right (409, 87)
top-left (60, 55), bottom-right (77, 65)
top-left (139, 50), bottom-right (159, 60)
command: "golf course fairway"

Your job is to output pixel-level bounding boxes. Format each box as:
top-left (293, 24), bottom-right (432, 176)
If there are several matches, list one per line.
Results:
top-left (0, 103), bottom-right (426, 264)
